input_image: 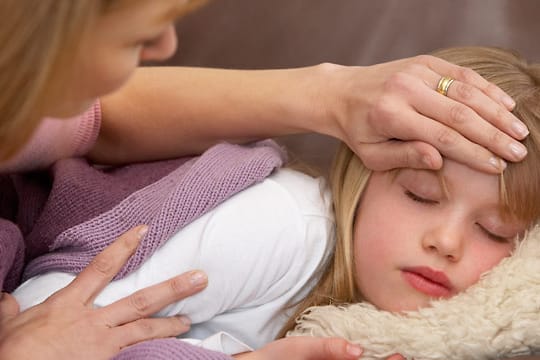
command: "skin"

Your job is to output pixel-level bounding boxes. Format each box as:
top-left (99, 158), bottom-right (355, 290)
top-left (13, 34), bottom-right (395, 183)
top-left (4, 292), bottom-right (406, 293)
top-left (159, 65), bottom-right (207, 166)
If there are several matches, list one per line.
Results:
top-left (354, 160), bottom-right (525, 311)
top-left (0, 0), bottom-right (534, 358)
top-left (89, 57), bottom-right (529, 172)
top-left (41, 1), bottom-right (528, 173)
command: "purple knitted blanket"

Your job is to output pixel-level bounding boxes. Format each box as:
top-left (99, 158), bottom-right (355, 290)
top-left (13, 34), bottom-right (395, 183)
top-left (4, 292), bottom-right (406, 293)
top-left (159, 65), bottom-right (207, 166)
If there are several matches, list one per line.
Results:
top-left (0, 140), bottom-right (285, 359)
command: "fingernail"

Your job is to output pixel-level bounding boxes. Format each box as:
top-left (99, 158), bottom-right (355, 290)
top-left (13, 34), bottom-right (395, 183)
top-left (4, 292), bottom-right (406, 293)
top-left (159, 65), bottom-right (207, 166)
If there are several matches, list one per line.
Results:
top-left (502, 95), bottom-right (516, 109)
top-left (177, 315), bottom-right (192, 326)
top-left (137, 225), bottom-right (149, 240)
top-left (489, 157), bottom-right (507, 172)
top-left (190, 271), bottom-right (207, 286)
top-left (346, 344), bottom-right (363, 357)
top-left (509, 142), bottom-right (527, 159)
top-left (512, 121), bottom-right (529, 138)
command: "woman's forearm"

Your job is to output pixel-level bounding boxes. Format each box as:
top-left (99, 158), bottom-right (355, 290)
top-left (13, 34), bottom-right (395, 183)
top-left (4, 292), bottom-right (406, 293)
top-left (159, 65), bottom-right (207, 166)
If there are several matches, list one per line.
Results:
top-left (90, 56), bottom-right (527, 175)
top-left (90, 65), bottom-right (334, 164)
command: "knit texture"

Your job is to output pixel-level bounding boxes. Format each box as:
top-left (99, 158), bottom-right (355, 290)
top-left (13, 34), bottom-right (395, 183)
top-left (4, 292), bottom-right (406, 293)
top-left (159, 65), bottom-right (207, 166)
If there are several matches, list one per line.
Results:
top-left (0, 101), bottom-right (102, 173)
top-left (24, 140), bottom-right (285, 279)
top-left (1, 140), bottom-right (284, 359)
top-left (0, 219), bottom-right (25, 292)
top-left (113, 339), bottom-right (233, 360)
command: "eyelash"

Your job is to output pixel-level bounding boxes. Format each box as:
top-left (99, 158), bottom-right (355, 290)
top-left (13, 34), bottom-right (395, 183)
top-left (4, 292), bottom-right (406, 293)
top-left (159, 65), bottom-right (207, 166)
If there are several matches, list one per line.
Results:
top-left (477, 224), bottom-right (510, 243)
top-left (404, 190), bottom-right (438, 205)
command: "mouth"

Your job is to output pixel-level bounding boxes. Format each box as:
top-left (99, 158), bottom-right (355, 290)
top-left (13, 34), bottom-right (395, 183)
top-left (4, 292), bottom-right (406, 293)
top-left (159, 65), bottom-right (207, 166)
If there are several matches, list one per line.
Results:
top-left (401, 266), bottom-right (454, 298)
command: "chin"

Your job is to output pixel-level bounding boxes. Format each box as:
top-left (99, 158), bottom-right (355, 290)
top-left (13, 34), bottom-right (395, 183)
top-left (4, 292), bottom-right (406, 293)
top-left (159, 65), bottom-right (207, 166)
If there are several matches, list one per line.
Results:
top-left (373, 296), bottom-right (432, 313)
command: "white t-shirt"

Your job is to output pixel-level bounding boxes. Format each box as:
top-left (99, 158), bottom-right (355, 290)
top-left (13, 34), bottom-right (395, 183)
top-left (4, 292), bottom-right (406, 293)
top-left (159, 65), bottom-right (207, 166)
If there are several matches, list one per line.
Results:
top-left (13, 168), bottom-right (334, 353)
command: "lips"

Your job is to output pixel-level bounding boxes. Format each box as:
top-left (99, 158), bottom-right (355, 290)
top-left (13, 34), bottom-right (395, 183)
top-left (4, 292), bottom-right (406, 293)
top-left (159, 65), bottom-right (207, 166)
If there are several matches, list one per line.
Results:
top-left (401, 266), bottom-right (454, 298)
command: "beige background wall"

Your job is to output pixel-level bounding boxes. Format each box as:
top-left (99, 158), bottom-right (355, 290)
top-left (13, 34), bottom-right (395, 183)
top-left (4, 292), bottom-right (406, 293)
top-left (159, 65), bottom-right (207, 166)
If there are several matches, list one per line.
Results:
top-left (160, 0), bottom-right (540, 171)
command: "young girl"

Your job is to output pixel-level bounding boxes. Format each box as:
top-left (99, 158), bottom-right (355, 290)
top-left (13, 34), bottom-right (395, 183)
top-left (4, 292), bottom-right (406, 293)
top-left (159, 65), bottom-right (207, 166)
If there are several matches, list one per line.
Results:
top-left (279, 45), bottom-right (540, 338)
top-left (12, 46), bottom-right (540, 359)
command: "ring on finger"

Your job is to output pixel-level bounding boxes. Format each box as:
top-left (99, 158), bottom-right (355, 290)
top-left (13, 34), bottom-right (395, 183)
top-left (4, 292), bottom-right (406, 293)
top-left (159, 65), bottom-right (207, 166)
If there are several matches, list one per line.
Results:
top-left (436, 76), bottom-right (455, 97)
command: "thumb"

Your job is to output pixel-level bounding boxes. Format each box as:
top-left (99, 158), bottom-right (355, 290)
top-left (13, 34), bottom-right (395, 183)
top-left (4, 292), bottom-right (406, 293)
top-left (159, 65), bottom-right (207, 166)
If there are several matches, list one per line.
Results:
top-left (0, 293), bottom-right (20, 322)
top-left (312, 337), bottom-right (363, 360)
top-left (355, 140), bottom-right (442, 171)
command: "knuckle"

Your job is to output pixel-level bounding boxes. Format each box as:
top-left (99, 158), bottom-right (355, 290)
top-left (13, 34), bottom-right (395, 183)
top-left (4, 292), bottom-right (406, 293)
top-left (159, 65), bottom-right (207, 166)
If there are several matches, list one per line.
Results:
top-left (134, 319), bottom-right (156, 337)
top-left (325, 338), bottom-right (347, 357)
top-left (449, 104), bottom-right (472, 127)
top-left (436, 127), bottom-right (460, 147)
top-left (454, 82), bottom-right (475, 101)
top-left (89, 255), bottom-right (114, 276)
top-left (169, 277), bottom-right (189, 296)
top-left (413, 54), bottom-right (434, 65)
top-left (495, 104), bottom-right (508, 120)
top-left (407, 63), bottom-right (424, 74)
top-left (128, 291), bottom-right (151, 316)
top-left (385, 72), bottom-right (412, 93)
top-left (402, 146), bottom-right (417, 167)
top-left (167, 316), bottom-right (190, 335)
top-left (457, 67), bottom-right (477, 84)
top-left (485, 82), bottom-right (500, 95)
top-left (370, 95), bottom-right (399, 127)
top-left (488, 128), bottom-right (504, 145)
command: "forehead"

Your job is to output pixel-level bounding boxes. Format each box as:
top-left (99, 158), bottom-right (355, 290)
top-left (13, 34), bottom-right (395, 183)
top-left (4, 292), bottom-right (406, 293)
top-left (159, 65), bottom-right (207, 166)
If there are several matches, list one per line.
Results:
top-left (395, 160), bottom-right (500, 201)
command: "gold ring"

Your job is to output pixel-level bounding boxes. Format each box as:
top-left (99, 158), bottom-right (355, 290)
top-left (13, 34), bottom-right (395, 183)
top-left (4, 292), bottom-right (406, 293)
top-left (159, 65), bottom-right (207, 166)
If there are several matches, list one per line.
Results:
top-left (436, 76), bottom-right (455, 96)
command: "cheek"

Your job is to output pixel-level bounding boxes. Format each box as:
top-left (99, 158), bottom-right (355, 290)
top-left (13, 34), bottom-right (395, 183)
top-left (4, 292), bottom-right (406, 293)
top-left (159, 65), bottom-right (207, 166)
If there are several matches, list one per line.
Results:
top-left (352, 200), bottom-right (408, 288)
top-left (84, 54), bottom-right (140, 97)
top-left (460, 240), bottom-right (513, 287)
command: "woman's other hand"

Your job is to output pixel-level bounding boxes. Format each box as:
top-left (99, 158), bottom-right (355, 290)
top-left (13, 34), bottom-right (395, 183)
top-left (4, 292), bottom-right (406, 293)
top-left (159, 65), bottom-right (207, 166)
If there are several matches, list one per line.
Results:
top-left (0, 225), bottom-right (207, 360)
top-left (318, 55), bottom-right (528, 173)
top-left (233, 336), bottom-right (405, 360)
top-left (233, 336), bottom-right (364, 360)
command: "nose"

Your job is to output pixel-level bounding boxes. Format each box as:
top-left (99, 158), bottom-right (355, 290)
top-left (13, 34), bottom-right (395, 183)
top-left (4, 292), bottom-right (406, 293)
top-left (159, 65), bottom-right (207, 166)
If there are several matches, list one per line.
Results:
top-left (421, 223), bottom-right (464, 262)
top-left (139, 24), bottom-right (178, 62)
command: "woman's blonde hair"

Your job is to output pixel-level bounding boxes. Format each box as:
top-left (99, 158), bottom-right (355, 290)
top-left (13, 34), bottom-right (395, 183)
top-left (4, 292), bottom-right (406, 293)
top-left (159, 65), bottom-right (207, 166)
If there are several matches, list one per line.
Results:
top-left (0, 0), bottom-right (207, 161)
top-left (0, 1), bottom-right (102, 160)
top-left (280, 46), bottom-right (540, 336)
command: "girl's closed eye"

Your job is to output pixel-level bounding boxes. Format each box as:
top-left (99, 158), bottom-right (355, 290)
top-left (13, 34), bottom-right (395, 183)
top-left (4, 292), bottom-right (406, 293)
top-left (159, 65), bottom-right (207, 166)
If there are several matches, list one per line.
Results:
top-left (476, 223), bottom-right (512, 243)
top-left (404, 189), bottom-right (439, 205)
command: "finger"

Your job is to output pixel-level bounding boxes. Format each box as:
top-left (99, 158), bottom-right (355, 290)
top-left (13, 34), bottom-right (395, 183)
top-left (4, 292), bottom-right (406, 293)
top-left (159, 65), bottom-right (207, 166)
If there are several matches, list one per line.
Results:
top-left (410, 80), bottom-right (528, 163)
top-left (111, 316), bottom-right (191, 348)
top-left (387, 354), bottom-right (406, 360)
top-left (316, 337), bottom-right (363, 360)
top-left (420, 55), bottom-right (517, 110)
top-left (444, 80), bottom-right (529, 141)
top-left (0, 293), bottom-right (20, 322)
top-left (97, 270), bottom-right (207, 327)
top-left (61, 225), bottom-right (148, 304)
top-left (367, 93), bottom-right (506, 173)
top-left (407, 62), bottom-right (528, 142)
top-left (357, 140), bottom-right (442, 171)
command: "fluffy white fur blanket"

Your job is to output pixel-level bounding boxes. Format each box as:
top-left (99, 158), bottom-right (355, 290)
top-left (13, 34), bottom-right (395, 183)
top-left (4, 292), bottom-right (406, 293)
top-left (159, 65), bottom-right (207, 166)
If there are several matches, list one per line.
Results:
top-left (288, 227), bottom-right (540, 359)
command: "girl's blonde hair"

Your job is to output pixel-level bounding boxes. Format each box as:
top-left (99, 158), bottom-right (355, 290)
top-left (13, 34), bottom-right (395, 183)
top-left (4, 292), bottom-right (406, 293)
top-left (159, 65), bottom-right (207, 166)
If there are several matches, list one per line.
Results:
top-left (280, 46), bottom-right (540, 336)
top-left (0, 0), bottom-right (207, 161)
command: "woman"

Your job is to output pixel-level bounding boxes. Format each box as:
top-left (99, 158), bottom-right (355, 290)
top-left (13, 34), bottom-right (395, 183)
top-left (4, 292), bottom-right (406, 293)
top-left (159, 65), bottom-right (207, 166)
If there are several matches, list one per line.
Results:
top-left (0, 1), bottom-right (528, 359)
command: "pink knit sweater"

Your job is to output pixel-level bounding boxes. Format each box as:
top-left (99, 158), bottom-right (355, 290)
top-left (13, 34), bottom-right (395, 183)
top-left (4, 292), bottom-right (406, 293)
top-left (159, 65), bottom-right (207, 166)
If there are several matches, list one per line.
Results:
top-left (0, 102), bottom-right (102, 173)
